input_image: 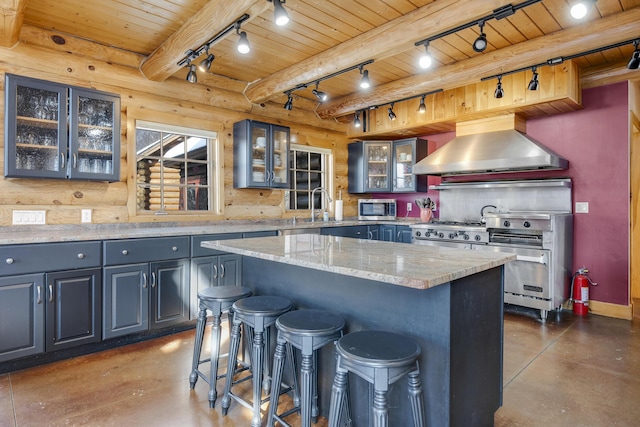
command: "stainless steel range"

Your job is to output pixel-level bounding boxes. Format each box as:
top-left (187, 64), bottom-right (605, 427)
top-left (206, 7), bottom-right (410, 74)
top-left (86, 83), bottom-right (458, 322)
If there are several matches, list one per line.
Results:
top-left (411, 211), bottom-right (573, 320)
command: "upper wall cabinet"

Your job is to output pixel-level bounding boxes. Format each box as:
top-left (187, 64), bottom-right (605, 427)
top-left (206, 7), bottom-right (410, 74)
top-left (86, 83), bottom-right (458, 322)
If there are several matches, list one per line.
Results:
top-left (4, 74), bottom-right (120, 182)
top-left (348, 137), bottom-right (427, 193)
top-left (233, 119), bottom-right (290, 189)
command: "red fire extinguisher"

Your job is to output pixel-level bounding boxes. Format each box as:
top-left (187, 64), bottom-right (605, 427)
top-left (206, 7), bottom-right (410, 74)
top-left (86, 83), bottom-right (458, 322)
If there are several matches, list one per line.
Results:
top-left (571, 267), bottom-right (595, 316)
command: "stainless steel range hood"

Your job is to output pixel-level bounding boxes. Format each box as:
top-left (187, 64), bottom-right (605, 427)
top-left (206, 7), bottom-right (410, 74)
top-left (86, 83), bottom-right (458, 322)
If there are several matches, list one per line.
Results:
top-left (413, 115), bottom-right (568, 176)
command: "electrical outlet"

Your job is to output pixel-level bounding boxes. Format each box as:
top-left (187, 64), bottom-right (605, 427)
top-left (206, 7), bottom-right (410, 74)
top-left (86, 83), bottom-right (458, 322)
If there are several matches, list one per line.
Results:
top-left (406, 202), bottom-right (412, 212)
top-left (12, 210), bottom-right (46, 225)
top-left (432, 201), bottom-right (437, 211)
top-left (575, 202), bottom-right (589, 213)
top-left (81, 209), bottom-right (92, 223)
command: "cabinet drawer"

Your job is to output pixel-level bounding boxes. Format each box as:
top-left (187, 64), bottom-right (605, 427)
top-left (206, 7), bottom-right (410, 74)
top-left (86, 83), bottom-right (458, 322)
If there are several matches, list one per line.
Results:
top-left (191, 233), bottom-right (242, 257)
top-left (103, 236), bottom-right (189, 266)
top-left (0, 241), bottom-right (102, 276)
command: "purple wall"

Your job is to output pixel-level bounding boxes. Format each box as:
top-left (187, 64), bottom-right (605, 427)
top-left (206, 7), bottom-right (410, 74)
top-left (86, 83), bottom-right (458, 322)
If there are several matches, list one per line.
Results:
top-left (380, 82), bottom-right (630, 305)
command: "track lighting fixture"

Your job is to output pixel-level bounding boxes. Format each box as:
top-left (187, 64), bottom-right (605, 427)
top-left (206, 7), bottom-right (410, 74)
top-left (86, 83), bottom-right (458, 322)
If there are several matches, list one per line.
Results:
top-left (283, 94), bottom-right (293, 110)
top-left (629, 40), bottom-right (640, 70)
top-left (359, 66), bottom-right (371, 89)
top-left (354, 111), bottom-right (361, 128)
top-left (570, 0), bottom-right (595, 20)
top-left (494, 76), bottom-right (504, 99)
top-left (236, 23), bottom-right (250, 54)
top-left (198, 46), bottom-right (215, 72)
top-left (417, 95), bottom-right (427, 113)
top-left (473, 21), bottom-right (487, 53)
top-left (186, 63), bottom-right (197, 83)
top-left (419, 42), bottom-right (432, 69)
top-left (388, 103), bottom-right (397, 121)
top-left (312, 82), bottom-right (328, 102)
top-left (269, 0), bottom-right (290, 26)
top-left (528, 67), bottom-right (539, 90)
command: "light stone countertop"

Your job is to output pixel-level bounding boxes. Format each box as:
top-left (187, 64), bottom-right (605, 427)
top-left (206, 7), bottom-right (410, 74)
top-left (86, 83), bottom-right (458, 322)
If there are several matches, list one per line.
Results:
top-left (202, 233), bottom-right (515, 290)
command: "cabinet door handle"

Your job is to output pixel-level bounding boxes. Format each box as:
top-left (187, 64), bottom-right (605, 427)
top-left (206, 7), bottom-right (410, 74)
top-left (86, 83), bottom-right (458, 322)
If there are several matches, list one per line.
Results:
top-left (72, 153), bottom-right (77, 169)
top-left (397, 231), bottom-right (401, 241)
top-left (60, 153), bottom-right (65, 169)
top-left (37, 285), bottom-right (42, 304)
top-left (77, 253), bottom-right (85, 259)
top-left (48, 284), bottom-right (53, 303)
top-left (142, 273), bottom-right (148, 288)
top-left (151, 272), bottom-right (156, 288)
top-left (368, 231), bottom-right (373, 240)
top-left (5, 257), bottom-right (13, 265)
top-left (213, 265), bottom-right (218, 279)
top-left (220, 264), bottom-right (225, 278)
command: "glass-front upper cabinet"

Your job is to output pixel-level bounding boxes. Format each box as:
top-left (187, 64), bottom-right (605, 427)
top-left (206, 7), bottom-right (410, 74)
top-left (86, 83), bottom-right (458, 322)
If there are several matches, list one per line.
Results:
top-left (364, 142), bottom-right (391, 191)
top-left (233, 119), bottom-right (290, 189)
top-left (4, 74), bottom-right (120, 181)
top-left (392, 137), bottom-right (428, 192)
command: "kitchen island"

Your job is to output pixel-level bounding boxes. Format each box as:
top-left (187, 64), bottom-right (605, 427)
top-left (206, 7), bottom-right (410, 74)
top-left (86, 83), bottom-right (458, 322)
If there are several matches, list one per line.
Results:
top-left (203, 233), bottom-right (515, 427)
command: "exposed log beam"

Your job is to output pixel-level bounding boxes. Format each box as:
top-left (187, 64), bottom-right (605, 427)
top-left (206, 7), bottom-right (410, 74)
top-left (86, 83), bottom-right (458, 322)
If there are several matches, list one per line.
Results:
top-left (0, 0), bottom-right (27, 47)
top-left (317, 7), bottom-right (640, 119)
top-left (243, 0), bottom-right (514, 105)
top-left (140, 0), bottom-right (268, 82)
top-left (581, 61), bottom-right (640, 89)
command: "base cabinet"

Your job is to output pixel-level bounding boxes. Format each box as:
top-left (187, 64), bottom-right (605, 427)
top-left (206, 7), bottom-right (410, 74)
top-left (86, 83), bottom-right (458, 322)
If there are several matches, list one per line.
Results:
top-left (0, 274), bottom-right (45, 363)
top-left (190, 255), bottom-right (242, 318)
top-left (45, 268), bottom-right (101, 352)
top-left (380, 224), bottom-right (412, 243)
top-left (321, 225), bottom-right (378, 240)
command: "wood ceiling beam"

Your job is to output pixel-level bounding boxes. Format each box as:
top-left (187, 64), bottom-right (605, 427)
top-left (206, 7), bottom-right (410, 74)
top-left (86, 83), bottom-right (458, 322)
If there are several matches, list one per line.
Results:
top-left (243, 0), bottom-right (515, 105)
top-left (0, 0), bottom-right (27, 47)
top-left (317, 7), bottom-right (640, 119)
top-left (140, 0), bottom-right (269, 82)
top-left (581, 61), bottom-right (640, 89)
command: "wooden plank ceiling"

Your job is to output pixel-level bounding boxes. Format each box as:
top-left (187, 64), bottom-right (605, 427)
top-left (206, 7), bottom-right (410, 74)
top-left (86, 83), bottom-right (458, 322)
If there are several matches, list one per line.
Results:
top-left (6, 0), bottom-right (640, 120)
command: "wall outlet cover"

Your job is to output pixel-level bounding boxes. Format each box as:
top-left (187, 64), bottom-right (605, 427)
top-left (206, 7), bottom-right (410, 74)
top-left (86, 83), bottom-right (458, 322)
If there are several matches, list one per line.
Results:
top-left (81, 209), bottom-right (92, 223)
top-left (406, 202), bottom-right (412, 211)
top-left (575, 202), bottom-right (589, 213)
top-left (12, 210), bottom-right (46, 225)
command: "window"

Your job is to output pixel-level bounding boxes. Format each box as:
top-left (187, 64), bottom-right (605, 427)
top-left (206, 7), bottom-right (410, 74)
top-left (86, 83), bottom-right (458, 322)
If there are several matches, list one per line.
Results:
top-left (135, 121), bottom-right (217, 213)
top-left (287, 145), bottom-right (332, 211)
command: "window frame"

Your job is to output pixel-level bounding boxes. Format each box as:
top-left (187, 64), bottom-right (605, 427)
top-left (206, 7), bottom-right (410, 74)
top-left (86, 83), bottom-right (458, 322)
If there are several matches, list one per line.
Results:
top-left (286, 144), bottom-right (334, 213)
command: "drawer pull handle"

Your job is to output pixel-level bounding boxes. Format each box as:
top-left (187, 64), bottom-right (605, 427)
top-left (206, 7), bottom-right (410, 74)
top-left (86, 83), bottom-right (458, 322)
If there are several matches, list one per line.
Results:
top-left (122, 249), bottom-right (128, 255)
top-left (5, 257), bottom-right (14, 265)
top-left (172, 246), bottom-right (178, 252)
top-left (77, 253), bottom-right (85, 259)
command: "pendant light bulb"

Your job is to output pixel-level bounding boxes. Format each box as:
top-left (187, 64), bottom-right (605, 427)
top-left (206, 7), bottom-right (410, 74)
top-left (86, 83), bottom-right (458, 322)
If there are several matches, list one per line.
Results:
top-left (417, 95), bottom-right (427, 113)
top-left (354, 112), bottom-right (361, 128)
top-left (570, 1), bottom-right (593, 19)
top-left (359, 68), bottom-right (370, 89)
top-left (273, 0), bottom-right (290, 26)
top-left (186, 63), bottom-right (197, 83)
top-left (628, 41), bottom-right (640, 70)
top-left (494, 76), bottom-right (504, 99)
top-left (528, 67), bottom-right (539, 91)
top-left (419, 43), bottom-right (432, 69)
top-left (237, 30), bottom-right (250, 54)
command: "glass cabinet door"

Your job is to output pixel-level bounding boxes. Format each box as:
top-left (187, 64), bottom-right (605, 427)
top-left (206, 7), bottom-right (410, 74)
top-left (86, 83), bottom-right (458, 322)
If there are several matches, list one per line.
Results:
top-left (5, 75), bottom-right (68, 178)
top-left (364, 142), bottom-right (391, 191)
top-left (393, 140), bottom-right (415, 192)
top-left (249, 121), bottom-right (270, 186)
top-left (69, 88), bottom-right (120, 181)
top-left (270, 125), bottom-right (289, 188)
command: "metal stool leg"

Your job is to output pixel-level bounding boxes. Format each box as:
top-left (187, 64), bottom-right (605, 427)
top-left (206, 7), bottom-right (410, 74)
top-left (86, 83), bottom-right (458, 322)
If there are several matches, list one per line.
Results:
top-left (221, 317), bottom-right (242, 416)
top-left (300, 352), bottom-right (314, 427)
top-left (251, 329), bottom-right (265, 427)
top-left (208, 312), bottom-right (222, 408)
top-left (328, 367), bottom-right (348, 427)
top-left (265, 339), bottom-right (287, 427)
top-left (189, 305), bottom-right (207, 389)
top-left (372, 388), bottom-right (389, 427)
top-left (408, 368), bottom-right (426, 427)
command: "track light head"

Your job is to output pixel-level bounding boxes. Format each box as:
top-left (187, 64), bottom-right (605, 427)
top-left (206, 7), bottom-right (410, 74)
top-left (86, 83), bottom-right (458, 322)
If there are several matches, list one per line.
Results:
top-left (312, 83), bottom-right (328, 102)
top-left (528, 67), bottom-right (539, 91)
top-left (272, 0), bottom-right (290, 26)
top-left (354, 111), bottom-right (361, 128)
top-left (359, 67), bottom-right (370, 89)
top-left (284, 94), bottom-right (293, 110)
top-left (388, 103), bottom-right (396, 121)
top-left (473, 22), bottom-right (487, 53)
top-left (198, 53), bottom-right (215, 72)
top-left (494, 76), bottom-right (504, 99)
top-left (570, 0), bottom-right (595, 20)
top-left (236, 26), bottom-right (250, 54)
top-left (419, 43), bottom-right (432, 69)
top-left (186, 63), bottom-right (197, 83)
top-left (417, 95), bottom-right (427, 113)
top-left (628, 41), bottom-right (640, 70)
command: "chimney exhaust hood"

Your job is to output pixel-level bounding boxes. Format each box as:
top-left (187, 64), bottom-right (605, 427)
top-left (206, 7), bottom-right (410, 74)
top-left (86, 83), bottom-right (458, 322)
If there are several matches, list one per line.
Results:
top-left (413, 114), bottom-right (568, 176)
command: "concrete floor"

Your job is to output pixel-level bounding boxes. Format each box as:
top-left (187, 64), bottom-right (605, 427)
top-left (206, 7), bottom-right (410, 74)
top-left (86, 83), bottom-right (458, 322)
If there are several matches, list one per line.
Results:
top-left (1, 307), bottom-right (639, 426)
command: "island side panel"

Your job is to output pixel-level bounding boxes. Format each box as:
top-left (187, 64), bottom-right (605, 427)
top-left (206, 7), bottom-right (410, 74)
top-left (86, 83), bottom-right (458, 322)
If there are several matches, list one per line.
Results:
top-left (242, 257), bottom-right (504, 426)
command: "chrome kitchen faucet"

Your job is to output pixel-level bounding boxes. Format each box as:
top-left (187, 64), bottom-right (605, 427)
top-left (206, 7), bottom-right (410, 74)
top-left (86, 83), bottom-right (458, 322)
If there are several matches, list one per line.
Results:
top-left (311, 187), bottom-right (332, 222)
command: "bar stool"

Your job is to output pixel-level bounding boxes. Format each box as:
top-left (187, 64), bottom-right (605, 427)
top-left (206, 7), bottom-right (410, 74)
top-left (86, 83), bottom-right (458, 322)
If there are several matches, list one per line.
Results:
top-left (221, 295), bottom-right (293, 427)
top-left (265, 309), bottom-right (346, 427)
top-left (189, 286), bottom-right (252, 408)
top-left (328, 330), bottom-right (426, 427)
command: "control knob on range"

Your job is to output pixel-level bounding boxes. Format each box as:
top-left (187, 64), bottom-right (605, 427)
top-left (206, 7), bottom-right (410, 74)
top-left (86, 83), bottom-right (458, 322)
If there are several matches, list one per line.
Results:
top-left (503, 220), bottom-right (511, 227)
top-left (523, 221), bottom-right (531, 228)
top-left (474, 235), bottom-right (482, 241)
top-left (438, 232), bottom-right (444, 238)
top-left (415, 231), bottom-right (422, 237)
top-left (448, 232), bottom-right (457, 239)
top-left (463, 233), bottom-right (470, 240)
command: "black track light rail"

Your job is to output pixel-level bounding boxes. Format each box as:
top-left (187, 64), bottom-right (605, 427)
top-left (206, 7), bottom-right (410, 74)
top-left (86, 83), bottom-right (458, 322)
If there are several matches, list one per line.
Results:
top-left (283, 59), bottom-right (375, 96)
top-left (366, 88), bottom-right (444, 111)
top-left (480, 37), bottom-right (640, 82)
top-left (177, 14), bottom-right (250, 67)
top-left (414, 0), bottom-right (542, 48)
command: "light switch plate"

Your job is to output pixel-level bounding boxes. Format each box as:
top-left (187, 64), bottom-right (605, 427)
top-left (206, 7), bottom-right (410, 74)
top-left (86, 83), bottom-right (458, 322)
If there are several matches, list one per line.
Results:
top-left (575, 202), bottom-right (589, 213)
top-left (12, 210), bottom-right (46, 225)
top-left (81, 209), bottom-right (92, 223)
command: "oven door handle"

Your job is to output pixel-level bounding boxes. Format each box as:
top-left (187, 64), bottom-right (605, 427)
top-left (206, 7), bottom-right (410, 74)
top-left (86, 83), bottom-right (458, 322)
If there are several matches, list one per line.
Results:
top-left (516, 254), bottom-right (547, 264)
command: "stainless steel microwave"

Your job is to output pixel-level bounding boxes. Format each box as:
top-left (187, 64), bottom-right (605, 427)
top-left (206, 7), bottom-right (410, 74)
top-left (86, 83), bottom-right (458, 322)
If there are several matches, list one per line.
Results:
top-left (358, 199), bottom-right (397, 220)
